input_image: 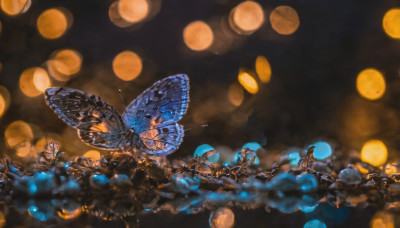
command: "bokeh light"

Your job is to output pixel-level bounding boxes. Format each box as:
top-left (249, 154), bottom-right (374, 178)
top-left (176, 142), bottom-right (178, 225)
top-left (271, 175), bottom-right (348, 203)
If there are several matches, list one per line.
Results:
top-left (0, 86), bottom-right (11, 118)
top-left (0, 211), bottom-right (5, 227)
top-left (270, 6), bottom-right (300, 35)
top-left (194, 144), bottom-right (219, 163)
top-left (112, 50), bottom-right (143, 81)
top-left (209, 207), bottom-right (235, 228)
top-left (4, 120), bottom-right (33, 149)
top-left (228, 83), bottom-right (244, 107)
top-left (0, 0), bottom-right (31, 16)
top-left (49, 49), bottom-right (82, 79)
top-left (255, 56), bottom-right (271, 83)
top-left (238, 71), bottom-right (258, 94)
top-left (83, 150), bottom-right (101, 161)
top-left (183, 21), bottom-right (214, 51)
top-left (229, 1), bottom-right (264, 35)
top-left (370, 211), bottom-right (395, 228)
top-left (109, 1), bottom-right (132, 28)
top-left (303, 219), bottom-right (326, 228)
top-left (312, 141), bottom-right (332, 160)
top-left (19, 67), bottom-right (51, 97)
top-left (361, 139), bottom-right (387, 167)
top-left (356, 68), bottom-right (386, 100)
top-left (385, 162), bottom-right (400, 175)
top-left (37, 8), bottom-right (71, 39)
top-left (118, 0), bottom-right (149, 23)
top-left (382, 8), bottom-right (400, 39)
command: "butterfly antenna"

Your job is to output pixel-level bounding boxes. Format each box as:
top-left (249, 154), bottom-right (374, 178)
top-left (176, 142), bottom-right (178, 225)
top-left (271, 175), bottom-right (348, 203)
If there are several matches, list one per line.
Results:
top-left (118, 89), bottom-right (127, 108)
top-left (184, 124), bottom-right (208, 132)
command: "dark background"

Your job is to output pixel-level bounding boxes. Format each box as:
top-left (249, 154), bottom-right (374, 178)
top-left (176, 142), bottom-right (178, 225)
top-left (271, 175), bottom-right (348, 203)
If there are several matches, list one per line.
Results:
top-left (0, 0), bottom-right (399, 227)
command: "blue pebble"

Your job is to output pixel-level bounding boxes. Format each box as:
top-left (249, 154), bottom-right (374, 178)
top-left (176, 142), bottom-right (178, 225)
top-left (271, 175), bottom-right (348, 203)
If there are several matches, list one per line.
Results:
top-left (304, 219), bottom-right (327, 228)
top-left (312, 141), bottom-right (332, 160)
top-left (241, 142), bottom-right (262, 151)
top-left (266, 173), bottom-right (298, 192)
top-left (89, 174), bottom-right (109, 189)
top-left (194, 144), bottom-right (219, 163)
top-left (339, 168), bottom-right (362, 185)
top-left (296, 174), bottom-right (318, 192)
top-left (59, 180), bottom-right (81, 194)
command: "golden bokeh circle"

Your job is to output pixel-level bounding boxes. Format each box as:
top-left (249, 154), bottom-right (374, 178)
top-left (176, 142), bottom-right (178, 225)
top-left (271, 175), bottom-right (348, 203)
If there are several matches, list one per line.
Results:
top-left (37, 8), bottom-right (69, 39)
top-left (0, 0), bottom-right (31, 16)
top-left (255, 56), bottom-right (271, 83)
top-left (356, 68), bottom-right (386, 100)
top-left (238, 71), bottom-right (258, 94)
top-left (118, 0), bottom-right (149, 23)
top-left (112, 51), bottom-right (143, 81)
top-left (0, 86), bottom-right (11, 118)
top-left (383, 8), bottom-right (400, 39)
top-left (19, 67), bottom-right (51, 97)
top-left (230, 1), bottom-right (264, 34)
top-left (270, 5), bottom-right (300, 35)
top-left (51, 49), bottom-right (82, 76)
top-left (361, 140), bottom-right (388, 167)
top-left (4, 120), bottom-right (33, 149)
top-left (183, 21), bottom-right (214, 51)
top-left (228, 83), bottom-right (244, 107)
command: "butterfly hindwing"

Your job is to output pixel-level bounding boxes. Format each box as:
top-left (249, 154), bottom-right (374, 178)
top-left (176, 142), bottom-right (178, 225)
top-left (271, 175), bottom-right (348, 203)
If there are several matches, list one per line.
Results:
top-left (137, 123), bottom-right (184, 156)
top-left (44, 87), bottom-right (127, 150)
top-left (122, 74), bottom-right (189, 155)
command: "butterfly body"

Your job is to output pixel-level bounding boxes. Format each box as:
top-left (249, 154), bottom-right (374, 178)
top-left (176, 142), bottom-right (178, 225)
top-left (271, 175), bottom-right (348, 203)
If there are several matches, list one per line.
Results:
top-left (44, 74), bottom-right (189, 156)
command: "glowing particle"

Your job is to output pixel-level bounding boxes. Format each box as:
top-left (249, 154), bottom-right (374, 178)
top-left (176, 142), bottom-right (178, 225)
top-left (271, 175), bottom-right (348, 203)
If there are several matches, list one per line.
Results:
top-left (112, 51), bottom-right (142, 81)
top-left (303, 219), bottom-right (326, 228)
top-left (356, 68), bottom-right (386, 100)
top-left (37, 8), bottom-right (70, 39)
top-left (183, 21), bottom-right (214, 51)
top-left (270, 5), bottom-right (300, 35)
top-left (0, 0), bottom-right (31, 16)
top-left (228, 83), bottom-right (244, 107)
top-left (118, 0), bottom-right (149, 23)
top-left (255, 56), bottom-right (271, 83)
top-left (238, 71), bottom-right (258, 94)
top-left (209, 207), bottom-right (235, 228)
top-left (361, 139), bottom-right (388, 167)
top-left (288, 152), bottom-right (300, 166)
top-left (383, 8), bottom-right (400, 39)
top-left (83, 150), bottom-right (101, 161)
top-left (194, 144), bottom-right (219, 163)
top-left (229, 1), bottom-right (264, 35)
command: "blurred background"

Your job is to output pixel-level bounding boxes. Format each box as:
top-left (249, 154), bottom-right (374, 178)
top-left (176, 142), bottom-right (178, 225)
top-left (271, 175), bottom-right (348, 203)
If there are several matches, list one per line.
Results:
top-left (0, 0), bottom-right (400, 227)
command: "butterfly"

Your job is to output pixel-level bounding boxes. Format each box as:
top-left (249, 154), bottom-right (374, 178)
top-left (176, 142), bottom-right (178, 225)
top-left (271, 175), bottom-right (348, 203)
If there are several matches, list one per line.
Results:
top-left (44, 74), bottom-right (189, 156)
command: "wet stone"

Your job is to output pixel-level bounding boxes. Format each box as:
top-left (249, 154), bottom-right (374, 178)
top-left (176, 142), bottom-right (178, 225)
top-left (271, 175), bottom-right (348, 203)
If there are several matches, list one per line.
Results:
top-left (89, 174), bottom-right (109, 189)
top-left (339, 168), bottom-right (362, 185)
top-left (266, 173), bottom-right (298, 192)
top-left (296, 174), bottom-right (318, 193)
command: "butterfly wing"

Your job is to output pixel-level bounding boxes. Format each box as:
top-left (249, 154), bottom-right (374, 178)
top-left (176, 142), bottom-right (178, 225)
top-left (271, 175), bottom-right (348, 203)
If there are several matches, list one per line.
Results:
top-left (122, 74), bottom-right (189, 156)
top-left (44, 87), bottom-right (127, 150)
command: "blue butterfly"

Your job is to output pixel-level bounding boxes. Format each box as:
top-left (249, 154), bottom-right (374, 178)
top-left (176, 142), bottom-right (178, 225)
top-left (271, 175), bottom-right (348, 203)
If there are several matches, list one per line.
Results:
top-left (44, 74), bottom-right (189, 156)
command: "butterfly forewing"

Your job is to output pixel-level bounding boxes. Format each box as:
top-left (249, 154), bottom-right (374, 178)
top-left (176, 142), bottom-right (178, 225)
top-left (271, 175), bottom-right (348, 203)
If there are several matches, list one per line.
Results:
top-left (44, 87), bottom-right (127, 150)
top-left (122, 74), bottom-right (189, 155)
